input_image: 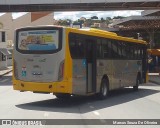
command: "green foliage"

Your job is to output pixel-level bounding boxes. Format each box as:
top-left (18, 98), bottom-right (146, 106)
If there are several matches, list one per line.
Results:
top-left (113, 16), bottom-right (125, 19)
top-left (91, 16), bottom-right (98, 19)
top-left (106, 17), bottom-right (112, 20)
top-left (56, 16), bottom-right (114, 27)
top-left (77, 19), bottom-right (84, 24)
top-left (101, 17), bottom-right (105, 22)
top-left (57, 19), bottom-right (71, 26)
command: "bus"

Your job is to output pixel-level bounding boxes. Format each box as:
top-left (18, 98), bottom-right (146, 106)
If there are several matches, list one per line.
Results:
top-left (12, 26), bottom-right (148, 99)
top-left (147, 49), bottom-right (160, 73)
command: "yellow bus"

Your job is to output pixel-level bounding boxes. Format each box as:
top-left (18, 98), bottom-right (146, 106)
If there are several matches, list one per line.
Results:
top-left (147, 49), bottom-right (160, 73)
top-left (13, 26), bottom-right (147, 99)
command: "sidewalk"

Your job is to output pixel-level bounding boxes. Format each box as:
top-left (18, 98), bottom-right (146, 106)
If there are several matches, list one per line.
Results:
top-left (0, 66), bottom-right (12, 77)
top-left (148, 73), bottom-right (160, 85)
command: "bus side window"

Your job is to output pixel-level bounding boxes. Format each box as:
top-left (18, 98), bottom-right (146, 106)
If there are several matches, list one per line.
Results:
top-left (126, 43), bottom-right (133, 59)
top-left (111, 40), bottom-right (118, 59)
top-left (117, 41), bottom-right (122, 59)
top-left (69, 33), bottom-right (77, 58)
top-left (76, 36), bottom-right (85, 58)
top-left (132, 45), bottom-right (136, 59)
top-left (69, 33), bottom-right (86, 59)
top-left (121, 42), bottom-right (127, 59)
top-left (138, 46), bottom-right (142, 59)
top-left (107, 40), bottom-right (112, 58)
top-left (102, 39), bottom-right (108, 58)
top-left (97, 39), bottom-right (102, 59)
top-left (137, 46), bottom-right (141, 60)
top-left (140, 47), bottom-right (143, 59)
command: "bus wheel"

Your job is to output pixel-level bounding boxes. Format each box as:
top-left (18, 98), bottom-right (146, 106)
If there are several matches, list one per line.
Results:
top-left (98, 79), bottom-right (109, 100)
top-left (133, 77), bottom-right (140, 91)
top-left (55, 93), bottom-right (71, 99)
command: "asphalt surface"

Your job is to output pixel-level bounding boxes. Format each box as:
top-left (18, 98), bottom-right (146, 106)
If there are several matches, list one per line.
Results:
top-left (0, 72), bottom-right (160, 128)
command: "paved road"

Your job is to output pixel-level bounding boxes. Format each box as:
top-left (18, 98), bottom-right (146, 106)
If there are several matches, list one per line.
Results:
top-left (0, 73), bottom-right (160, 128)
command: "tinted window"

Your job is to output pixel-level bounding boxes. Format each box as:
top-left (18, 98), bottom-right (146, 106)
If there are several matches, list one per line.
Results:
top-left (102, 39), bottom-right (109, 58)
top-left (97, 39), bottom-right (102, 58)
top-left (121, 42), bottom-right (127, 59)
top-left (69, 33), bottom-right (86, 59)
top-left (117, 41), bottom-right (122, 58)
top-left (97, 38), bottom-right (112, 59)
top-left (111, 41), bottom-right (118, 58)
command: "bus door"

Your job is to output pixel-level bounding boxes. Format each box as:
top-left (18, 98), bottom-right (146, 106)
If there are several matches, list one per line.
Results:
top-left (86, 39), bottom-right (96, 93)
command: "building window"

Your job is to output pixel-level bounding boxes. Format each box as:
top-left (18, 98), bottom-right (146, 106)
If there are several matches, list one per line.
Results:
top-left (2, 32), bottom-right (6, 42)
top-left (2, 54), bottom-right (6, 61)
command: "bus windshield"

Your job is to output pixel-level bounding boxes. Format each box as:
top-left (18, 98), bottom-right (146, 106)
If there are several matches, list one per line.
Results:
top-left (18, 30), bottom-right (59, 51)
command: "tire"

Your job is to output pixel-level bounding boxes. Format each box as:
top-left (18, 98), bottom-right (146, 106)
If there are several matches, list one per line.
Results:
top-left (55, 93), bottom-right (71, 99)
top-left (98, 79), bottom-right (109, 100)
top-left (133, 77), bottom-right (140, 91)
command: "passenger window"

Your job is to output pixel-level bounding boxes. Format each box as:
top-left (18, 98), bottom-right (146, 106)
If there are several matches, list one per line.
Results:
top-left (97, 39), bottom-right (102, 58)
top-left (102, 39), bottom-right (108, 58)
top-left (69, 33), bottom-right (86, 59)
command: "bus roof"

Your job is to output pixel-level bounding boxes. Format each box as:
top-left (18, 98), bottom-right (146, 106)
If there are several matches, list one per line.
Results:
top-left (67, 27), bottom-right (147, 45)
top-left (80, 28), bottom-right (117, 36)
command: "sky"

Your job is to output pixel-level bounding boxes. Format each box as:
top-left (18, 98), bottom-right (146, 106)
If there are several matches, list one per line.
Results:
top-left (0, 10), bottom-right (142, 20)
top-left (54, 10), bottom-right (143, 20)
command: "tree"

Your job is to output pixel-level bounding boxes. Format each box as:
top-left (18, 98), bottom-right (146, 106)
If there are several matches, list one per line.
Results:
top-left (106, 17), bottom-right (111, 21)
top-left (113, 16), bottom-right (125, 19)
top-left (78, 19), bottom-right (84, 24)
top-left (91, 16), bottom-right (98, 20)
top-left (57, 19), bottom-right (69, 26)
top-left (101, 17), bottom-right (105, 22)
top-left (105, 17), bottom-right (112, 24)
top-left (84, 19), bottom-right (93, 27)
top-left (66, 19), bottom-right (72, 24)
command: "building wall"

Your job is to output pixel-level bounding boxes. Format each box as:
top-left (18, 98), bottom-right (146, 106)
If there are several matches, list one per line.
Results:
top-left (0, 13), bottom-right (13, 41)
top-left (12, 12), bottom-right (54, 42)
top-left (30, 13), bottom-right (53, 26)
top-left (0, 12), bottom-right (54, 43)
top-left (0, 31), bottom-right (7, 48)
top-left (0, 61), bottom-right (7, 69)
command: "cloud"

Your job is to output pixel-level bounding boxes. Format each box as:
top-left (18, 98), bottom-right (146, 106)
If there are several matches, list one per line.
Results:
top-left (54, 10), bottom-right (142, 20)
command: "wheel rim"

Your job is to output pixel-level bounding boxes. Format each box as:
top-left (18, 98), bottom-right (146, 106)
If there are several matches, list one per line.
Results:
top-left (102, 83), bottom-right (107, 96)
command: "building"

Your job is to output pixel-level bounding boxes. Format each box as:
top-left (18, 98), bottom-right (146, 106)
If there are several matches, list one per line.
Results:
top-left (0, 12), bottom-right (54, 69)
top-left (108, 10), bottom-right (160, 48)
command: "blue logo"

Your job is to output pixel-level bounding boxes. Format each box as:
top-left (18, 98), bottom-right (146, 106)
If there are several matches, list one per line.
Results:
top-left (22, 71), bottom-right (27, 77)
top-left (82, 59), bottom-right (86, 67)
